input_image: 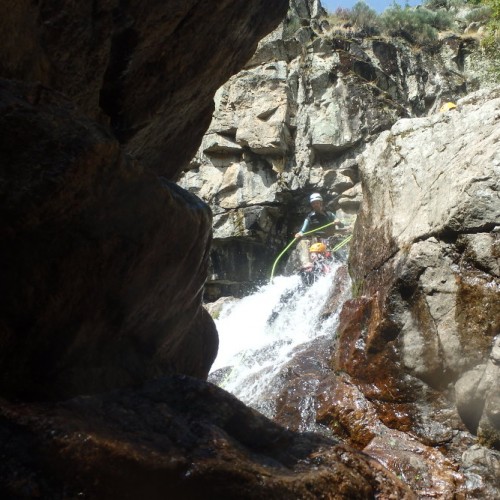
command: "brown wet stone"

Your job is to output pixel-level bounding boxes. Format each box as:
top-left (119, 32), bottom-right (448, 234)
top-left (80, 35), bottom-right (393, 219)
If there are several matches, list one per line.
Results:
top-left (0, 376), bottom-right (415, 499)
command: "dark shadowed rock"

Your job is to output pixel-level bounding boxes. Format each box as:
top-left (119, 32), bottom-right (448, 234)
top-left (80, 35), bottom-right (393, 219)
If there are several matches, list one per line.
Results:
top-left (0, 0), bottom-right (289, 179)
top-left (0, 0), bottom-right (288, 400)
top-left (0, 375), bottom-right (415, 499)
top-left (0, 79), bottom-right (217, 400)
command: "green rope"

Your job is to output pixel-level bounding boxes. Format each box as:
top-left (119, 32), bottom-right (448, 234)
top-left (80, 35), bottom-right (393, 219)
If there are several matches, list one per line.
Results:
top-left (270, 221), bottom-right (351, 282)
top-left (330, 234), bottom-right (352, 252)
top-left (269, 239), bottom-right (299, 284)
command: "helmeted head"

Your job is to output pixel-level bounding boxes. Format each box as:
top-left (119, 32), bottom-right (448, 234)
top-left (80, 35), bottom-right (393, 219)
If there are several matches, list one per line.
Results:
top-left (309, 242), bottom-right (327, 254)
top-left (309, 193), bottom-right (323, 211)
top-left (310, 193), bottom-right (323, 203)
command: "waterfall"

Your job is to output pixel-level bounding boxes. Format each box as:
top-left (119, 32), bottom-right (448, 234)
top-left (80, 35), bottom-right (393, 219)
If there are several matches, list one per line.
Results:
top-left (209, 256), bottom-right (350, 424)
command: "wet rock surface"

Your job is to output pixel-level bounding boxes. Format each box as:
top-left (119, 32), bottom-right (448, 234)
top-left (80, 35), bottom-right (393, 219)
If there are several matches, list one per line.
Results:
top-left (0, 376), bottom-right (415, 500)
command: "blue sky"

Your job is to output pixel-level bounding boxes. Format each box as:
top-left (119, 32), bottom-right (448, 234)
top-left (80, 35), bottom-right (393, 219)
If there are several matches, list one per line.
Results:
top-left (321, 0), bottom-right (422, 14)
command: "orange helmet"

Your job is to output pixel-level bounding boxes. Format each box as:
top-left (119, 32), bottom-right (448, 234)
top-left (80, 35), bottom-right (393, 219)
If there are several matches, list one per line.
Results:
top-left (309, 242), bottom-right (327, 253)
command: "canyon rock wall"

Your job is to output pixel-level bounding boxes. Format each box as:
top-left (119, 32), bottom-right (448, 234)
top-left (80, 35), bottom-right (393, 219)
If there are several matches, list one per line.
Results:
top-left (236, 87), bottom-right (500, 498)
top-left (347, 87), bottom-right (500, 434)
top-left (178, 2), bottom-right (493, 298)
top-left (326, 87), bottom-right (500, 497)
top-left (175, 2), bottom-right (500, 496)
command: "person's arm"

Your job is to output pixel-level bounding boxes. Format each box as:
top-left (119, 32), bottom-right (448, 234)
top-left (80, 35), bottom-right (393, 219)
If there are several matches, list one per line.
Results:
top-left (295, 217), bottom-right (310, 238)
top-left (328, 211), bottom-right (342, 227)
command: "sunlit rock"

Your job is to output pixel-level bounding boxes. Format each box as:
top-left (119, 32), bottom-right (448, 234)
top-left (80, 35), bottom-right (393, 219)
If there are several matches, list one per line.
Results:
top-left (333, 86), bottom-right (500, 495)
top-left (178, 3), bottom-right (494, 298)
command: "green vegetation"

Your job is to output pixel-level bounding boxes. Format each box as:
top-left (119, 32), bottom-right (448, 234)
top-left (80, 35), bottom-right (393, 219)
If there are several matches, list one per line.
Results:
top-left (283, 11), bottom-right (302, 39)
top-left (323, 0), bottom-right (498, 50)
top-left (465, 5), bottom-right (493, 23)
top-left (350, 2), bottom-right (380, 34)
top-left (320, 0), bottom-right (499, 79)
top-left (351, 278), bottom-right (365, 298)
top-left (479, 0), bottom-right (500, 46)
top-left (471, 0), bottom-right (499, 79)
top-left (380, 4), bottom-right (454, 44)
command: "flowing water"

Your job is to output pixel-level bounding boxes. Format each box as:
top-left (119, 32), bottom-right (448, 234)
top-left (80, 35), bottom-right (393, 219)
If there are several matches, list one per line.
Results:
top-left (209, 256), bottom-right (350, 422)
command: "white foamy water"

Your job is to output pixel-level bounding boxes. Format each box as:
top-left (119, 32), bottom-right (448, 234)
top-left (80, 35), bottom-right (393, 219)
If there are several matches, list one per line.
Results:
top-left (209, 258), bottom-right (348, 413)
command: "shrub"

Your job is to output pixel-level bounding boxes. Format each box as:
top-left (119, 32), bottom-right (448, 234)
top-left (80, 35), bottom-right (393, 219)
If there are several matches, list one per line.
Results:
top-left (325, 7), bottom-right (352, 28)
top-left (424, 0), bottom-right (467, 10)
top-left (335, 7), bottom-right (352, 21)
top-left (349, 1), bottom-right (381, 34)
top-left (283, 11), bottom-right (302, 39)
top-left (476, 0), bottom-right (500, 81)
top-left (465, 5), bottom-right (493, 22)
top-left (380, 4), bottom-right (453, 44)
top-left (431, 9), bottom-right (455, 29)
top-left (424, 0), bottom-right (450, 9)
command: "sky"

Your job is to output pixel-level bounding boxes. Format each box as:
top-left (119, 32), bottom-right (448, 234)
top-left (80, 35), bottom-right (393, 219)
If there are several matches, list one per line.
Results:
top-left (321, 0), bottom-right (422, 14)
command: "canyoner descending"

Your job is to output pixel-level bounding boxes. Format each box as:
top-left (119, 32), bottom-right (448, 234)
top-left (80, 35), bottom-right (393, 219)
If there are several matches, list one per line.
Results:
top-left (270, 192), bottom-right (353, 282)
top-left (270, 227), bottom-right (353, 282)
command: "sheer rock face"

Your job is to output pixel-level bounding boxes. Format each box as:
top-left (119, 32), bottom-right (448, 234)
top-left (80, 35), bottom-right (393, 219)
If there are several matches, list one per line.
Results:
top-left (329, 88), bottom-right (500, 489)
top-left (178, 14), bottom-right (491, 297)
top-left (0, 0), bottom-right (289, 179)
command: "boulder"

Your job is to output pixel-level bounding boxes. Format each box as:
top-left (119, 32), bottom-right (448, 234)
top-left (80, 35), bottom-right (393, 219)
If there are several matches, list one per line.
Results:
top-left (0, 375), bottom-right (415, 499)
top-left (0, 79), bottom-right (217, 400)
top-left (335, 86), bottom-right (500, 460)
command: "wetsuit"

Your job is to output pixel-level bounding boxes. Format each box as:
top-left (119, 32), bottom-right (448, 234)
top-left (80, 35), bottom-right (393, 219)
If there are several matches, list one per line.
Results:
top-left (299, 255), bottom-right (331, 286)
top-left (299, 210), bottom-right (336, 237)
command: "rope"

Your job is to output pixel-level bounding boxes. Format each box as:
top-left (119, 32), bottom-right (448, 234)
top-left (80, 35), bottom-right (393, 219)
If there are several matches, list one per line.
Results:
top-left (270, 222), bottom-right (352, 282)
top-left (330, 234), bottom-right (352, 252)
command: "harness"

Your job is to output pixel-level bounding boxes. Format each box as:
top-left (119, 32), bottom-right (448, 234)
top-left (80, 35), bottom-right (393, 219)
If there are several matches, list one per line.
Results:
top-left (306, 210), bottom-right (335, 235)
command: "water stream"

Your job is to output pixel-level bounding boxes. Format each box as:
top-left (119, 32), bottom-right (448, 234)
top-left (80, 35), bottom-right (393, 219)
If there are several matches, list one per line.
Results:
top-left (209, 256), bottom-right (350, 423)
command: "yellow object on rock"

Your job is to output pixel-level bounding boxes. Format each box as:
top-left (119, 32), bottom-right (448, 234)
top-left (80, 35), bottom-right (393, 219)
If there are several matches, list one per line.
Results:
top-left (439, 102), bottom-right (457, 112)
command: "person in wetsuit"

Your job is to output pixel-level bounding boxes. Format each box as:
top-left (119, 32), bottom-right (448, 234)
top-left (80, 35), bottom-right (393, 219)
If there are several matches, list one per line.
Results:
top-left (299, 242), bottom-right (332, 286)
top-left (295, 192), bottom-right (340, 241)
